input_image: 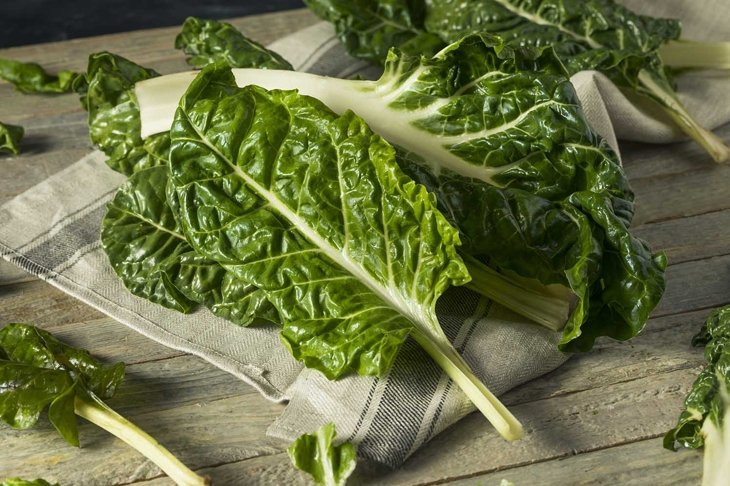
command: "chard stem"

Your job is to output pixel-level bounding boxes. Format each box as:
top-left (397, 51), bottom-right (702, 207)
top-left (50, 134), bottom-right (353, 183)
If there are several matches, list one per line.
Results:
top-left (412, 330), bottom-right (524, 441)
top-left (464, 256), bottom-right (569, 332)
top-left (660, 40), bottom-right (730, 70)
top-left (638, 70), bottom-right (730, 163)
top-left (74, 394), bottom-right (210, 486)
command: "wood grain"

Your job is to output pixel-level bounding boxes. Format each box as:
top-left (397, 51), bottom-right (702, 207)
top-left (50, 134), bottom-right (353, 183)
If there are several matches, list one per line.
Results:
top-left (448, 437), bottom-right (702, 486)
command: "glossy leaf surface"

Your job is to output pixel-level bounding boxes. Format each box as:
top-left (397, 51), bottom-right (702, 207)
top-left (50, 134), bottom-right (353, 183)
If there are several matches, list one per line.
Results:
top-left (303, 0), bottom-right (444, 63)
top-left (288, 423), bottom-right (357, 486)
top-left (0, 57), bottom-right (82, 94)
top-left (101, 165), bottom-right (277, 324)
top-left (175, 17), bottom-right (293, 70)
top-left (169, 65), bottom-right (470, 378)
top-left (138, 33), bottom-right (666, 349)
top-left (84, 52), bottom-right (170, 175)
top-left (364, 36), bottom-right (666, 349)
top-left (424, 0), bottom-right (680, 88)
top-left (0, 323), bottom-right (125, 446)
top-left (305, 0), bottom-right (730, 161)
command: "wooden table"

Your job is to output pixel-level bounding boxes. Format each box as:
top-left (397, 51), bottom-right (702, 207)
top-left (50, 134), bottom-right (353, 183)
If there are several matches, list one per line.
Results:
top-left (1, 8), bottom-right (729, 486)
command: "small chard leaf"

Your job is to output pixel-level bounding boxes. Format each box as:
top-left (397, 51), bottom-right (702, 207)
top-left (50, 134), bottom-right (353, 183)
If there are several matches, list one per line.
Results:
top-left (175, 17), bottom-right (293, 70)
top-left (303, 0), bottom-right (444, 63)
top-left (0, 325), bottom-right (207, 485)
top-left (169, 64), bottom-right (469, 378)
top-left (0, 323), bottom-right (125, 399)
top-left (288, 423), bottom-right (357, 486)
top-left (101, 165), bottom-right (277, 324)
top-left (0, 363), bottom-right (75, 432)
top-left (0, 58), bottom-right (82, 94)
top-left (47, 381), bottom-right (80, 446)
top-left (0, 323), bottom-right (124, 446)
top-left (665, 306), bottom-right (730, 450)
top-left (0, 122), bottom-right (23, 155)
top-left (84, 52), bottom-right (170, 175)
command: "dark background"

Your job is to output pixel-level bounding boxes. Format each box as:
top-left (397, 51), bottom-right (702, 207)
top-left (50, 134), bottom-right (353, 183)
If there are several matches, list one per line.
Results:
top-left (1, 0), bottom-right (306, 48)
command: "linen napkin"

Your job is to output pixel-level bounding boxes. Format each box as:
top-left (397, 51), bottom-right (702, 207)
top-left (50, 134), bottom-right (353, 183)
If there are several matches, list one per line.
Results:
top-left (1, 0), bottom-right (728, 468)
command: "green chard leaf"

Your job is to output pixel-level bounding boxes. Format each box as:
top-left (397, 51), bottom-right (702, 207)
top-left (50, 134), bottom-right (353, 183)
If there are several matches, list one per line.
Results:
top-left (137, 34), bottom-right (666, 350)
top-left (305, 0), bottom-right (730, 162)
top-left (83, 52), bottom-right (170, 175)
top-left (85, 19), bottom-right (295, 174)
top-left (303, 0), bottom-right (444, 63)
top-left (0, 58), bottom-right (83, 94)
top-left (288, 423), bottom-right (357, 486)
top-left (0, 324), bottom-right (209, 485)
top-left (168, 64), bottom-right (523, 440)
top-left (665, 306), bottom-right (730, 451)
top-left (101, 165), bottom-right (278, 324)
top-left (0, 323), bottom-right (125, 446)
top-left (370, 37), bottom-right (666, 349)
top-left (175, 17), bottom-right (293, 70)
top-left (0, 122), bottom-right (23, 155)
top-left (87, 45), bottom-right (287, 325)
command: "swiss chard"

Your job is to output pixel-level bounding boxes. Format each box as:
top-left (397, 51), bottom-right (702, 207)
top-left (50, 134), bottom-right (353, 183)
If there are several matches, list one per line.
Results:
top-left (659, 40), bottom-right (730, 71)
top-left (0, 122), bottom-right (23, 155)
top-left (288, 423), bottom-right (357, 486)
top-left (665, 306), bottom-right (730, 451)
top-left (101, 164), bottom-right (278, 325)
top-left (0, 323), bottom-right (208, 486)
top-left (304, 0), bottom-right (730, 162)
top-left (83, 52), bottom-right (170, 176)
top-left (175, 17), bottom-right (293, 70)
top-left (167, 64), bottom-right (523, 440)
top-left (96, 36), bottom-right (570, 333)
top-left (137, 34), bottom-right (666, 350)
top-left (0, 58), bottom-right (83, 94)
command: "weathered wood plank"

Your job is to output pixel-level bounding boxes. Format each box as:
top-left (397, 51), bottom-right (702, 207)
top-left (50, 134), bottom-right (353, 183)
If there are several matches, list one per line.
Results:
top-left (621, 122), bottom-right (730, 180)
top-left (634, 208), bottom-right (730, 265)
top-left (652, 253), bottom-right (730, 317)
top-left (0, 259), bottom-right (35, 285)
top-left (446, 437), bottom-right (702, 486)
top-left (0, 278), bottom-right (106, 325)
top-left (503, 308), bottom-right (707, 407)
top-left (129, 367), bottom-right (698, 485)
top-left (0, 280), bottom-right (186, 363)
top-left (624, 124), bottom-right (730, 226)
top-left (138, 453), bottom-right (316, 486)
top-left (0, 9), bottom-right (318, 70)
